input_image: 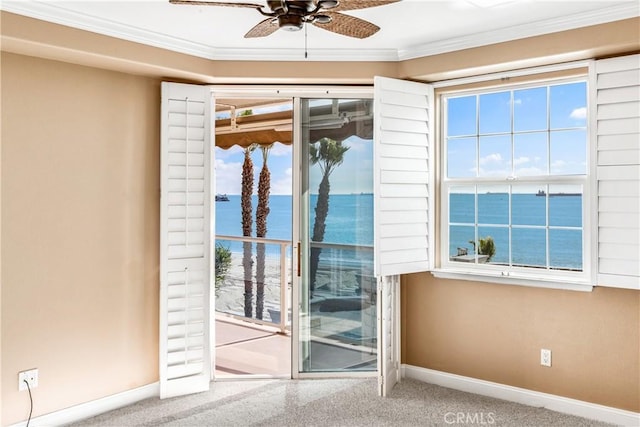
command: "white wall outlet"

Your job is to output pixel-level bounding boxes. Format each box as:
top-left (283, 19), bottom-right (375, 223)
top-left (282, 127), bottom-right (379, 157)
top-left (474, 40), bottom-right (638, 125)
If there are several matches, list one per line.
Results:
top-left (18, 368), bottom-right (39, 391)
top-left (540, 349), bottom-right (552, 367)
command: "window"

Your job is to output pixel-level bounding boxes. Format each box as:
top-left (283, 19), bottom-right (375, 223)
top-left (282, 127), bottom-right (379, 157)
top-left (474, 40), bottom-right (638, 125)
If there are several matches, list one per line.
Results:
top-left (440, 78), bottom-right (590, 286)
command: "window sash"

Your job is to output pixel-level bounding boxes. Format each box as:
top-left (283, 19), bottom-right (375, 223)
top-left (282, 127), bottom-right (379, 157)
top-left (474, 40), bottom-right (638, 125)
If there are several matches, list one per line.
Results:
top-left (439, 76), bottom-right (590, 285)
top-left (441, 177), bottom-right (588, 276)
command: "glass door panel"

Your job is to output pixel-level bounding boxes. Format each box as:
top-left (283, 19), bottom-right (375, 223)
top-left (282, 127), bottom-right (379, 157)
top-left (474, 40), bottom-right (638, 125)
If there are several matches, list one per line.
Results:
top-left (298, 98), bottom-right (377, 373)
top-left (212, 97), bottom-right (294, 377)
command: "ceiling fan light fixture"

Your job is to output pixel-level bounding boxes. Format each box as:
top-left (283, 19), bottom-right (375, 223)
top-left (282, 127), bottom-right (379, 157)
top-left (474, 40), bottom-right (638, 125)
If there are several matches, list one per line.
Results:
top-left (313, 14), bottom-right (332, 24)
top-left (278, 14), bottom-right (304, 31)
top-left (318, 0), bottom-right (339, 9)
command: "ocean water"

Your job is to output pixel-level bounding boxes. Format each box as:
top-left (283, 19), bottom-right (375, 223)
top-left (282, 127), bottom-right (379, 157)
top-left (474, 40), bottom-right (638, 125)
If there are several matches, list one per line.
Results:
top-left (215, 193), bottom-right (582, 270)
top-left (215, 193), bottom-right (373, 255)
top-left (450, 193), bottom-right (583, 270)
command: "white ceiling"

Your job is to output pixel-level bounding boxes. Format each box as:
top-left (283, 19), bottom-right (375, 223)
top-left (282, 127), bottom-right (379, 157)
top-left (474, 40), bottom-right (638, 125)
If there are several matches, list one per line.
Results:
top-left (2, 0), bottom-right (638, 62)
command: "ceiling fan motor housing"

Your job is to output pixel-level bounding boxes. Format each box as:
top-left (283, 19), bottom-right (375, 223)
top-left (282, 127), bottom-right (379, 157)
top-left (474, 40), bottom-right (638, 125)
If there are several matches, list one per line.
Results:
top-left (267, 1), bottom-right (317, 13)
top-left (267, 0), bottom-right (338, 31)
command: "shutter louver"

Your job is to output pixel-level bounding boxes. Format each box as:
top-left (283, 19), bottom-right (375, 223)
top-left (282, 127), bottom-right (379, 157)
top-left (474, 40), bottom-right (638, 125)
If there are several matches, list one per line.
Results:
top-left (377, 274), bottom-right (400, 397)
top-left (595, 55), bottom-right (640, 289)
top-left (160, 83), bottom-right (213, 398)
top-left (373, 77), bottom-right (434, 277)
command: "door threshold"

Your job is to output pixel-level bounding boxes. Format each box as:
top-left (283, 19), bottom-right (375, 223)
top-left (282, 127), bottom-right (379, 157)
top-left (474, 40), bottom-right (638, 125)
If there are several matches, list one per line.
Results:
top-left (214, 374), bottom-right (291, 381)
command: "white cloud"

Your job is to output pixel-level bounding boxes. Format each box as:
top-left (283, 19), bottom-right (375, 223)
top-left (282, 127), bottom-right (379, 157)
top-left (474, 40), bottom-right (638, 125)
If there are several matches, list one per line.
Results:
top-left (270, 167), bottom-right (293, 195)
top-left (515, 166), bottom-right (546, 176)
top-left (479, 153), bottom-right (503, 165)
top-left (215, 146), bottom-right (294, 195)
top-left (269, 142), bottom-right (291, 157)
top-left (513, 156), bottom-right (530, 166)
top-left (343, 136), bottom-right (372, 152)
top-left (215, 145), bottom-right (243, 160)
top-left (477, 167), bottom-right (511, 177)
top-left (570, 107), bottom-right (587, 120)
top-left (215, 158), bottom-right (243, 195)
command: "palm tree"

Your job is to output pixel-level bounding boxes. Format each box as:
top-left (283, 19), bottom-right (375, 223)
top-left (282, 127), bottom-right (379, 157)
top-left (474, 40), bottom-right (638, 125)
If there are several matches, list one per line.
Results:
top-left (241, 144), bottom-right (256, 318)
top-left (469, 236), bottom-right (496, 262)
top-left (309, 137), bottom-right (350, 294)
top-left (255, 144), bottom-right (271, 320)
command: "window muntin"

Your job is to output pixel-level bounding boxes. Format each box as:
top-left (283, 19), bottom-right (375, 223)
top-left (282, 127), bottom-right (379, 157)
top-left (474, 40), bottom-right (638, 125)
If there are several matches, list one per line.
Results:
top-left (442, 79), bottom-right (588, 280)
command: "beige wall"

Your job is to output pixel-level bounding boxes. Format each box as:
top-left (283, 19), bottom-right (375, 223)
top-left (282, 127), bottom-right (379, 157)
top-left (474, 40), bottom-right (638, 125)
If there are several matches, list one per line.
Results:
top-left (399, 18), bottom-right (640, 81)
top-left (402, 274), bottom-right (640, 412)
top-left (1, 11), bottom-right (639, 426)
top-left (1, 53), bottom-right (160, 425)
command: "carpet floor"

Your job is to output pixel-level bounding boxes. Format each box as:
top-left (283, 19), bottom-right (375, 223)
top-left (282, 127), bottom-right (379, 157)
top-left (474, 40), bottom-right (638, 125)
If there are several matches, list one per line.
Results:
top-left (69, 378), bottom-right (612, 426)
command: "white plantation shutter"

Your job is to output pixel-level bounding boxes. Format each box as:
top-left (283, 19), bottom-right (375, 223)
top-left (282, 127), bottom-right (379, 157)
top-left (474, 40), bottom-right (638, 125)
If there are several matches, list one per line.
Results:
top-left (373, 77), bottom-right (433, 397)
top-left (377, 274), bottom-right (401, 397)
top-left (160, 82), bottom-right (214, 398)
top-left (594, 55), bottom-right (640, 290)
top-left (373, 76), bottom-right (434, 277)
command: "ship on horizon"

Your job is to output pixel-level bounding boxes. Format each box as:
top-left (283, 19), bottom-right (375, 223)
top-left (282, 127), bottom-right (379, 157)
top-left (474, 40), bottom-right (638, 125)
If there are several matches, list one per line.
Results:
top-left (536, 190), bottom-right (581, 197)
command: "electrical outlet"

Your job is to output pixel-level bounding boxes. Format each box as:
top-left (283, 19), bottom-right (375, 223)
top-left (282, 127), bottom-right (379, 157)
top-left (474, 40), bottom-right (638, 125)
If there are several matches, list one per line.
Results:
top-left (540, 349), bottom-right (552, 367)
top-left (18, 369), bottom-right (38, 391)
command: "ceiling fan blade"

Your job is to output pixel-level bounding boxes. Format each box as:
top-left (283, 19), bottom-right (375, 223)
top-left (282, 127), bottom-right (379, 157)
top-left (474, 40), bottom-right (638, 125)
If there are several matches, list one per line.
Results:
top-left (313, 12), bottom-right (380, 39)
top-left (330, 0), bottom-right (400, 12)
top-left (169, 0), bottom-right (263, 9)
top-left (245, 18), bottom-right (279, 38)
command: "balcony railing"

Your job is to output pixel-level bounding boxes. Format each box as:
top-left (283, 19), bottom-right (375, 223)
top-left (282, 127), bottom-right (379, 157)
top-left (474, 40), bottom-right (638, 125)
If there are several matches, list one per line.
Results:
top-left (216, 235), bottom-right (291, 334)
top-left (215, 235), bottom-right (375, 336)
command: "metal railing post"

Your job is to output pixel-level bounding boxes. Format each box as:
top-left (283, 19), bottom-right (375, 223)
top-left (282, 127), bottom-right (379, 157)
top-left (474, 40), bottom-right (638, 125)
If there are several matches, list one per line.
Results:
top-left (279, 242), bottom-right (287, 334)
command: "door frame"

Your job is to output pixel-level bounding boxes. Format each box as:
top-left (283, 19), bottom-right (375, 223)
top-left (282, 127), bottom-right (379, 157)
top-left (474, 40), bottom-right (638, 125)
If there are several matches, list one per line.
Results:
top-left (162, 78), bottom-right (433, 397)
top-left (209, 85), bottom-right (377, 380)
top-left (160, 80), bottom-right (435, 398)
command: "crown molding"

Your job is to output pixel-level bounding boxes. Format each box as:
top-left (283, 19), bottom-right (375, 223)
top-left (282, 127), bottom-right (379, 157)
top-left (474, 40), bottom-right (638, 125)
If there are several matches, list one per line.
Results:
top-left (209, 47), bottom-right (399, 61)
top-left (0, 1), bottom-right (398, 61)
top-left (398, 3), bottom-right (640, 60)
top-left (1, 1), bottom-right (638, 62)
top-left (1, 1), bottom-right (220, 59)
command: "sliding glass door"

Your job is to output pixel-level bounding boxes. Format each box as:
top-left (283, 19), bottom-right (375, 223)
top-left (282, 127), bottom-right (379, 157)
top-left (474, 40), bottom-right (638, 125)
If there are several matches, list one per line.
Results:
top-left (298, 98), bottom-right (377, 373)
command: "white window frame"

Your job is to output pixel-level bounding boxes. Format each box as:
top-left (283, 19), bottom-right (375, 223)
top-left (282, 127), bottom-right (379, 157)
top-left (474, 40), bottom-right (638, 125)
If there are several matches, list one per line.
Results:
top-left (432, 62), bottom-right (594, 291)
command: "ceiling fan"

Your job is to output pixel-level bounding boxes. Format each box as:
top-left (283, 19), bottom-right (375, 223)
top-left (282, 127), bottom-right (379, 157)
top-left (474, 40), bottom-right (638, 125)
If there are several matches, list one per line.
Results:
top-left (169, 0), bottom-right (400, 38)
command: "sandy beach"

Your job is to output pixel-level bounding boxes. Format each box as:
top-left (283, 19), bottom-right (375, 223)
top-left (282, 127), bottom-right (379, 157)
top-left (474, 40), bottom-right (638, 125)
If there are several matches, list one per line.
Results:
top-left (215, 250), bottom-right (368, 323)
top-left (215, 251), bottom-right (292, 323)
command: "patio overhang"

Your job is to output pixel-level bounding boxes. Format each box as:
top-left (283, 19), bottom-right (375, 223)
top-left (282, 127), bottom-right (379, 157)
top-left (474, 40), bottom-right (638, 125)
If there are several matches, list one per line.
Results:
top-left (216, 110), bottom-right (292, 149)
top-left (214, 100), bottom-right (373, 149)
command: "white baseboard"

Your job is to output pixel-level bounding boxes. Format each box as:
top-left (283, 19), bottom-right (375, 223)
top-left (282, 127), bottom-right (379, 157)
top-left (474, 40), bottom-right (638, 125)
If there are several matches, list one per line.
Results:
top-left (10, 382), bottom-right (159, 427)
top-left (402, 365), bottom-right (639, 427)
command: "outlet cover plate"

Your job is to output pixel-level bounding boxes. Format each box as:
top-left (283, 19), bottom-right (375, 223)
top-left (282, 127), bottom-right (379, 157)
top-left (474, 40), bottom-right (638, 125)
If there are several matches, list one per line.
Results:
top-left (541, 349), bottom-right (552, 367)
top-left (18, 368), bottom-right (38, 391)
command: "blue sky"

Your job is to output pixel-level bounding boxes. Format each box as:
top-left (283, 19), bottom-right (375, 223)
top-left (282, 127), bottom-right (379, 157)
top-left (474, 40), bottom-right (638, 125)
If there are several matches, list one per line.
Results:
top-left (447, 81), bottom-right (587, 180)
top-left (214, 81), bottom-right (586, 196)
top-left (215, 142), bottom-right (293, 195)
top-left (214, 135), bottom-right (373, 196)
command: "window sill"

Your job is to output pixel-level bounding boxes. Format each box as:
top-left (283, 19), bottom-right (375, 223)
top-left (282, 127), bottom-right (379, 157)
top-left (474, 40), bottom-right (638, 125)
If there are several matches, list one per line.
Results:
top-left (431, 268), bottom-right (593, 292)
